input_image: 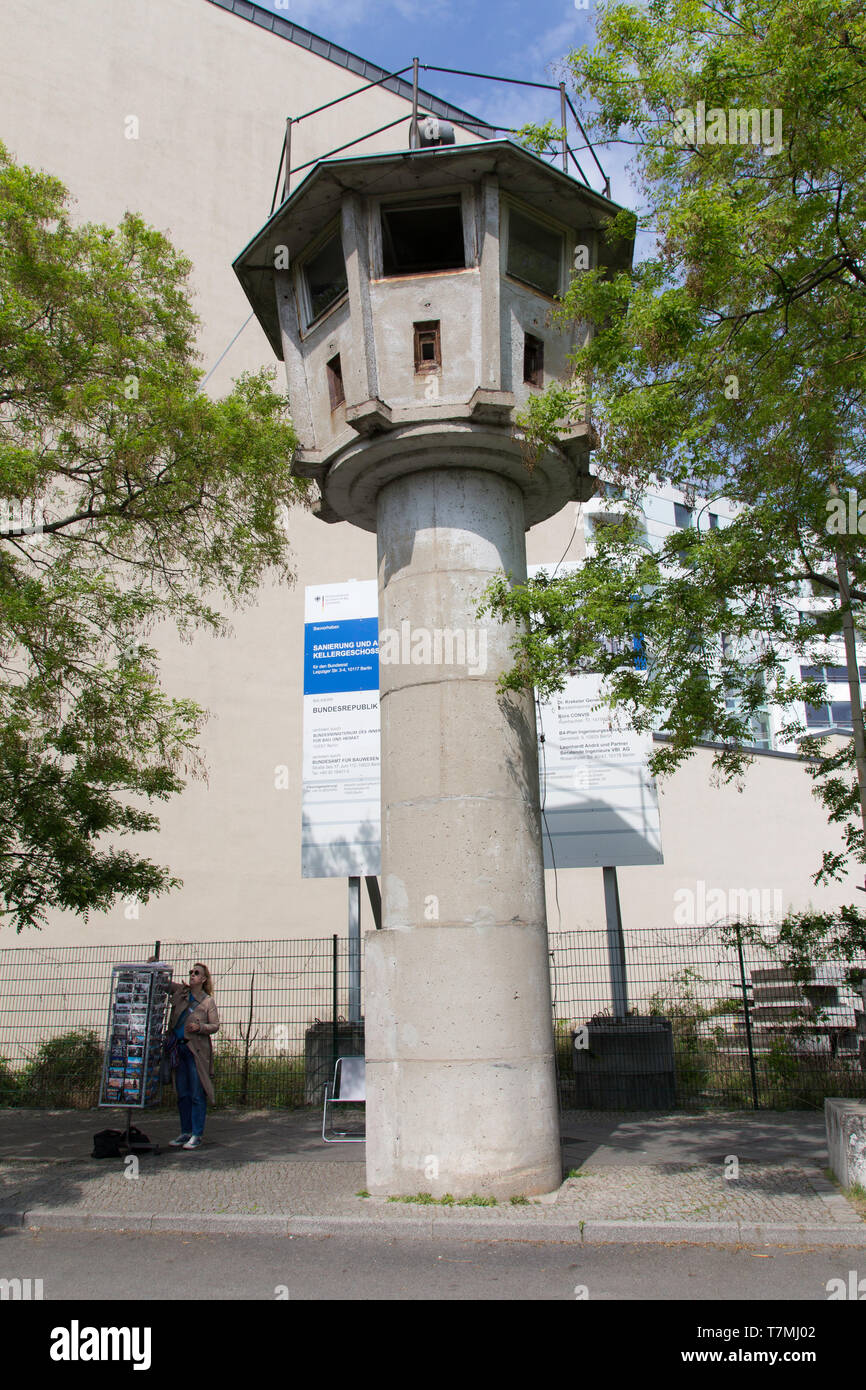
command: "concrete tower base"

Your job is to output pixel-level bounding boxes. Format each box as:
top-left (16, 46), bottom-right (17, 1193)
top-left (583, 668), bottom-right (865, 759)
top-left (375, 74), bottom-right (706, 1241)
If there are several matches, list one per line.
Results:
top-left (365, 923), bottom-right (561, 1197)
top-left (365, 465), bottom-right (562, 1198)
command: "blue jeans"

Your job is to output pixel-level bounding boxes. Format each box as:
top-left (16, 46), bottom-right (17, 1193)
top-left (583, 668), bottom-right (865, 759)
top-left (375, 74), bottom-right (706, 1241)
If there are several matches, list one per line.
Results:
top-left (174, 1043), bottom-right (207, 1136)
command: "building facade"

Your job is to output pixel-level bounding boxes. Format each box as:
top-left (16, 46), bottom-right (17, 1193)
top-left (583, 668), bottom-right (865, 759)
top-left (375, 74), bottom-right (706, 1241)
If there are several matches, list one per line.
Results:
top-left (0, 0), bottom-right (855, 949)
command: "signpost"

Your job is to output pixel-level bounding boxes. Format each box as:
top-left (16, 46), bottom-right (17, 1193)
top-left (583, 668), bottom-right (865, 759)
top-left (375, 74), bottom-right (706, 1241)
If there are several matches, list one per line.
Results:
top-left (301, 581), bottom-right (380, 878)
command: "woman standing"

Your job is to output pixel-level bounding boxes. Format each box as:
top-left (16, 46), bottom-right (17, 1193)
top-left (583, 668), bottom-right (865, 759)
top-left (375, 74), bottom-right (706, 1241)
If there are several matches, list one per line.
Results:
top-left (160, 962), bottom-right (220, 1150)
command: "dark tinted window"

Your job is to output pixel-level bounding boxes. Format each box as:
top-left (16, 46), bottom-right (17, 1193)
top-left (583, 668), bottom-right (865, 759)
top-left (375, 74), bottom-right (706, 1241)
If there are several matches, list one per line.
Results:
top-left (805, 704), bottom-right (830, 727)
top-left (506, 208), bottom-right (562, 297)
top-left (381, 200), bottom-right (464, 276)
top-left (305, 232), bottom-right (347, 322)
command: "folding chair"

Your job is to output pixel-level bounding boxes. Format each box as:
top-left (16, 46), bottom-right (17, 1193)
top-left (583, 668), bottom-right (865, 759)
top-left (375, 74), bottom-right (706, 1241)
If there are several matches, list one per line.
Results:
top-left (322, 1056), bottom-right (366, 1142)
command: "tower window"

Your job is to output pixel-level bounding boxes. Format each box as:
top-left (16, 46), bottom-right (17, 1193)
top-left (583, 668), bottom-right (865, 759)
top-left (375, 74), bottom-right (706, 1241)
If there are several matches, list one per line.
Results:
top-left (506, 208), bottom-right (563, 297)
top-left (303, 230), bottom-right (348, 324)
top-left (326, 354), bottom-right (344, 410)
top-left (523, 333), bottom-right (544, 387)
top-left (382, 200), bottom-right (465, 276)
top-left (414, 320), bottom-right (441, 372)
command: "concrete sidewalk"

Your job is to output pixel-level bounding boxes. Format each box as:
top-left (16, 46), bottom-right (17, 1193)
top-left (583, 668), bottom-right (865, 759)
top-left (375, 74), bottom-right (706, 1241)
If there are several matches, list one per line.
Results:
top-left (1, 1107), bottom-right (864, 1246)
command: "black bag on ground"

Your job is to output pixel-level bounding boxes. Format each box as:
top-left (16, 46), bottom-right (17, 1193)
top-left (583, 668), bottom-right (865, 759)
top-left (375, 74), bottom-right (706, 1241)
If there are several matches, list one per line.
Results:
top-left (91, 1129), bottom-right (125, 1159)
top-left (91, 1126), bottom-right (152, 1158)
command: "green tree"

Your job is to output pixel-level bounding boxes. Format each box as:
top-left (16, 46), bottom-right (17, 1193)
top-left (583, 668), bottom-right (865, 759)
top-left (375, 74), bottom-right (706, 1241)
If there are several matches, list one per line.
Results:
top-left (0, 142), bottom-right (306, 931)
top-left (486, 0), bottom-right (866, 888)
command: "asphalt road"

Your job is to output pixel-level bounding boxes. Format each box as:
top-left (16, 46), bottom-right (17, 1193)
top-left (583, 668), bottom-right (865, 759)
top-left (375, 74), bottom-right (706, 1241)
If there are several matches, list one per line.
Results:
top-left (3, 1226), bottom-right (863, 1301)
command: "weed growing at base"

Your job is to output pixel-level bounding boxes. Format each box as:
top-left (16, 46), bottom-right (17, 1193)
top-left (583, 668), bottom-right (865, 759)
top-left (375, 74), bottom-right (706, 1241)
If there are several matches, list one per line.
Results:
top-left (386, 1192), bottom-right (498, 1206)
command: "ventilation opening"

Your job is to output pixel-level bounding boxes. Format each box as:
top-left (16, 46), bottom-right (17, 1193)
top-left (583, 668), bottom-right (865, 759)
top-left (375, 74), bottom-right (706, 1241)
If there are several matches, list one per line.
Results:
top-left (382, 200), bottom-right (465, 276)
top-left (326, 354), bottom-right (344, 410)
top-left (523, 333), bottom-right (544, 387)
top-left (414, 321), bottom-right (441, 373)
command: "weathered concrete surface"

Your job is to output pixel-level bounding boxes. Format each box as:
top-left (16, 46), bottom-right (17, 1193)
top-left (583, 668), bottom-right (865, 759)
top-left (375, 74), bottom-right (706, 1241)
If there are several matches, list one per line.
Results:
top-left (364, 467), bottom-right (561, 1197)
top-left (826, 1098), bottom-right (866, 1189)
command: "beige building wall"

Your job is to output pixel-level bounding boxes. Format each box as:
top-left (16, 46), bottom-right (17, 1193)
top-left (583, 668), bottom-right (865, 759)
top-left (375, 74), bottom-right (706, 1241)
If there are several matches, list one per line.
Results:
top-left (0, 0), bottom-right (854, 948)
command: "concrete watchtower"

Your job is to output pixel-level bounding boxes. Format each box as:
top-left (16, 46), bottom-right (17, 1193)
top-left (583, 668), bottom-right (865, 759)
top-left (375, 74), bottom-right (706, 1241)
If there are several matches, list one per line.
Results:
top-left (235, 139), bottom-right (632, 1196)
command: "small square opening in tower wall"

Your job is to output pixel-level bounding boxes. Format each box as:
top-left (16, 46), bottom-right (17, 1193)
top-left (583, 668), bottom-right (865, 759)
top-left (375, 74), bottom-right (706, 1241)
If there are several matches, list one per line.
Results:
top-left (414, 321), bottom-right (441, 373)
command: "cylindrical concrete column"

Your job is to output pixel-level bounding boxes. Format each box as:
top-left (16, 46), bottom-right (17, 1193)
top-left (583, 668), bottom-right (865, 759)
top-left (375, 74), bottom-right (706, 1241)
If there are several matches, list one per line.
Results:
top-left (365, 466), bottom-right (561, 1198)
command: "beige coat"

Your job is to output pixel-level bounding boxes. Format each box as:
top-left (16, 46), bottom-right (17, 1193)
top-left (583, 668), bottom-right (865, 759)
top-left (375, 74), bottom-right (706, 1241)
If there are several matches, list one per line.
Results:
top-left (166, 982), bottom-right (220, 1104)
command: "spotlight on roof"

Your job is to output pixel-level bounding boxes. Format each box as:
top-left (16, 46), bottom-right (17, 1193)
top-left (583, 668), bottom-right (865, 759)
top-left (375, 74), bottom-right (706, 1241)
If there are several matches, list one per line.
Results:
top-left (414, 116), bottom-right (455, 148)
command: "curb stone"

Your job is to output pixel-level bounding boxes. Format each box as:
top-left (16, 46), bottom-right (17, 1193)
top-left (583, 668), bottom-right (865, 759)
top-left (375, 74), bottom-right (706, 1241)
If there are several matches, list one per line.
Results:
top-left (4, 1207), bottom-right (866, 1245)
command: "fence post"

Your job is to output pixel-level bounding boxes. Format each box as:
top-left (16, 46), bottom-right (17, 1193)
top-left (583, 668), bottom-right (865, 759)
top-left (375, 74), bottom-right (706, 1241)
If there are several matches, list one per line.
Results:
top-left (282, 117), bottom-right (292, 203)
top-left (735, 923), bottom-right (760, 1110)
top-left (332, 933), bottom-right (339, 1081)
top-left (410, 57), bottom-right (419, 149)
top-left (153, 941), bottom-right (160, 960)
top-left (348, 878), bottom-right (361, 1023)
top-left (603, 867), bottom-right (629, 1018)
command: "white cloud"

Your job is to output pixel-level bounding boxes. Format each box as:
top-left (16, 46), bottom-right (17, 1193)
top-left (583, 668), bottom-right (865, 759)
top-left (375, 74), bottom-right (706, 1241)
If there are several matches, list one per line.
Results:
top-left (524, 13), bottom-right (591, 78)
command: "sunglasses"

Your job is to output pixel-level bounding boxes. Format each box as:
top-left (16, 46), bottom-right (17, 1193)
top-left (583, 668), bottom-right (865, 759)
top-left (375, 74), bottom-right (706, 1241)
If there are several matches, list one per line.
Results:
top-left (189, 970), bottom-right (203, 977)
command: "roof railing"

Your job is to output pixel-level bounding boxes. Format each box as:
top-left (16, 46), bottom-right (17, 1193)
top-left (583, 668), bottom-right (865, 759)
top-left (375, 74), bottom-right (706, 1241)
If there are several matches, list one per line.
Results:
top-left (269, 58), bottom-right (611, 215)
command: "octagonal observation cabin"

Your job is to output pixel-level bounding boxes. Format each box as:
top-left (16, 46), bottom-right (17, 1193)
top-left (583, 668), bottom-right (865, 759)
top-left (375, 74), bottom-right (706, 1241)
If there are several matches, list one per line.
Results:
top-left (233, 139), bottom-right (633, 532)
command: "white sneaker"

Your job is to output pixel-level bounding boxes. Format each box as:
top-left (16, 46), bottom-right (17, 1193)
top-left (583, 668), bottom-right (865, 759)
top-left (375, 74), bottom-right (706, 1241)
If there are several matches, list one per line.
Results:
top-left (169, 1134), bottom-right (191, 1147)
top-left (183, 1135), bottom-right (203, 1150)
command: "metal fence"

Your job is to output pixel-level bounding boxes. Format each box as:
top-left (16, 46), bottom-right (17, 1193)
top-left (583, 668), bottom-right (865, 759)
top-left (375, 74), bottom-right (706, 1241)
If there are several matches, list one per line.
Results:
top-left (550, 927), bottom-right (866, 1111)
top-left (0, 937), bottom-right (360, 1110)
top-left (0, 928), bottom-right (864, 1111)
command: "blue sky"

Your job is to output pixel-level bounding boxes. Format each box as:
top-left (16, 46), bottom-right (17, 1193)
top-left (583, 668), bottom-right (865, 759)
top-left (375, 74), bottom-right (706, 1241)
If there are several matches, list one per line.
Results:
top-left (255, 0), bottom-right (637, 209)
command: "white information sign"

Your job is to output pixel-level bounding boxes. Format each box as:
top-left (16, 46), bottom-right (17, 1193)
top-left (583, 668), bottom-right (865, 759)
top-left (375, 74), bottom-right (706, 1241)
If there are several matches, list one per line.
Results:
top-left (536, 673), bottom-right (663, 868)
top-left (302, 581), bottom-right (380, 877)
top-left (530, 563), bottom-right (662, 868)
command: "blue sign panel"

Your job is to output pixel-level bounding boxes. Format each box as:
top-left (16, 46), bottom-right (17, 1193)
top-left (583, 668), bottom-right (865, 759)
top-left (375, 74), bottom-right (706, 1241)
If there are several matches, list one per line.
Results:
top-left (303, 618), bottom-right (379, 696)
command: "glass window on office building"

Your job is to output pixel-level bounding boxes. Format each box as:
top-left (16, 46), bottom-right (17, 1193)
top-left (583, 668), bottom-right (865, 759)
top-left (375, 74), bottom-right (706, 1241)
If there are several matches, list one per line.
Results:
top-left (800, 664), bottom-right (860, 728)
